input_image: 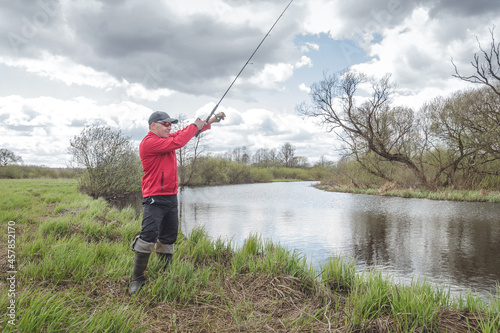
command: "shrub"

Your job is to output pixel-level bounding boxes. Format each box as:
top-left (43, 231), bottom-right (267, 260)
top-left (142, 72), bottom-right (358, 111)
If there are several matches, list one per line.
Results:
top-left (68, 125), bottom-right (142, 200)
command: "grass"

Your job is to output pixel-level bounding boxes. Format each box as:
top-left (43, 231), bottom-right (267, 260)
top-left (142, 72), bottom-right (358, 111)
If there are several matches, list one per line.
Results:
top-left (317, 184), bottom-right (500, 203)
top-left (1, 179), bottom-right (499, 332)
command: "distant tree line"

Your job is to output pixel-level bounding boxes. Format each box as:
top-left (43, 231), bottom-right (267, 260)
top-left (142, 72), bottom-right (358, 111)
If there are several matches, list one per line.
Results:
top-left (217, 142), bottom-right (310, 168)
top-left (0, 148), bottom-right (80, 179)
top-left (0, 164), bottom-right (79, 179)
top-left (176, 141), bottom-right (334, 186)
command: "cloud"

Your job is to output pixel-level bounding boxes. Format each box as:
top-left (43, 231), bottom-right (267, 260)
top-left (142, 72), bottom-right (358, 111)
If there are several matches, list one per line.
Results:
top-left (0, 52), bottom-right (121, 89)
top-left (426, 0), bottom-right (500, 18)
top-left (298, 83), bottom-right (311, 93)
top-left (0, 0), bottom-right (303, 98)
top-left (246, 63), bottom-right (295, 90)
top-left (301, 42), bottom-right (320, 52)
top-left (348, 6), bottom-right (497, 108)
top-left (1, 0), bottom-right (500, 167)
top-left (295, 56), bottom-right (312, 68)
top-left (126, 83), bottom-right (175, 101)
top-left (0, 95), bottom-right (153, 166)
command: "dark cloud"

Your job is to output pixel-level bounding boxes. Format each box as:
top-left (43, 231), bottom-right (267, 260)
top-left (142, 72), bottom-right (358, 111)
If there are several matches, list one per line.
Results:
top-left (1, 0), bottom-right (65, 56)
top-left (331, 0), bottom-right (500, 43)
top-left (333, 0), bottom-right (416, 38)
top-left (0, 0), bottom-right (301, 98)
top-left (426, 0), bottom-right (500, 18)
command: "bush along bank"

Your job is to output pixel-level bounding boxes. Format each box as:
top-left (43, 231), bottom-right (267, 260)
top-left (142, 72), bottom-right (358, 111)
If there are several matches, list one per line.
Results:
top-left (1, 178), bottom-right (499, 332)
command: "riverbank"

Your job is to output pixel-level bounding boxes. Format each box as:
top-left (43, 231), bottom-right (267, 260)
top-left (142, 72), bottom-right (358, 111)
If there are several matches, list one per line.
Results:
top-left (1, 179), bottom-right (499, 332)
top-left (316, 183), bottom-right (500, 203)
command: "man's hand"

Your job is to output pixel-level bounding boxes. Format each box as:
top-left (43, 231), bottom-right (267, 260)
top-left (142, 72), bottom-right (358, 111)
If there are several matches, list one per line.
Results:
top-left (193, 118), bottom-right (205, 130)
top-left (209, 112), bottom-right (226, 124)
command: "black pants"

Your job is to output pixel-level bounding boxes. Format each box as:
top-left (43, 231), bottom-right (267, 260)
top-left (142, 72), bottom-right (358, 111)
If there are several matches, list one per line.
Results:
top-left (139, 195), bottom-right (179, 245)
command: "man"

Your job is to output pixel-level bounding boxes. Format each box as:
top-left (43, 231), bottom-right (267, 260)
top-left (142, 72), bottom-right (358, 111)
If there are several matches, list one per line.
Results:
top-left (129, 110), bottom-right (224, 295)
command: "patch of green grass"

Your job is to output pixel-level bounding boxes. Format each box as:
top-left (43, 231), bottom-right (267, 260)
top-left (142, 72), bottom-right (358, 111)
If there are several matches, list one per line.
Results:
top-left (390, 279), bottom-right (450, 331)
top-left (321, 255), bottom-right (357, 292)
top-left (1, 287), bottom-right (145, 333)
top-left (5, 288), bottom-right (74, 332)
top-left (346, 270), bottom-right (393, 327)
top-left (1, 178), bottom-right (499, 332)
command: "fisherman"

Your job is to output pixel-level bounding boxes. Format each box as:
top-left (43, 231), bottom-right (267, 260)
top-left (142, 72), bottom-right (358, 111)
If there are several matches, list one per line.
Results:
top-left (129, 110), bottom-right (224, 295)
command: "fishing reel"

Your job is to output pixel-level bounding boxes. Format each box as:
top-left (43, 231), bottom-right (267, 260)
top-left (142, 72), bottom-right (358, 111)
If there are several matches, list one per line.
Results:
top-left (215, 112), bottom-right (226, 122)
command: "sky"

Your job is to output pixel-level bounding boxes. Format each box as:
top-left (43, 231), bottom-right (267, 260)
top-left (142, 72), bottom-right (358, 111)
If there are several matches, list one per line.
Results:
top-left (1, 0), bottom-right (499, 167)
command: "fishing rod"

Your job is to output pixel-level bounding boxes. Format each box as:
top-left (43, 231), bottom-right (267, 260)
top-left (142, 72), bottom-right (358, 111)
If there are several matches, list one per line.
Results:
top-left (196, 0), bottom-right (294, 136)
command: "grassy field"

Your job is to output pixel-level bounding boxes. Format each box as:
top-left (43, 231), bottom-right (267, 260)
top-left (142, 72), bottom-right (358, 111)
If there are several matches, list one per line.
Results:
top-left (1, 179), bottom-right (499, 332)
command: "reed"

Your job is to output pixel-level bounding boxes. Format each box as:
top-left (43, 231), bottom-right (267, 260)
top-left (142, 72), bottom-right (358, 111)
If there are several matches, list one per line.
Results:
top-left (321, 255), bottom-right (357, 292)
top-left (318, 183), bottom-right (500, 202)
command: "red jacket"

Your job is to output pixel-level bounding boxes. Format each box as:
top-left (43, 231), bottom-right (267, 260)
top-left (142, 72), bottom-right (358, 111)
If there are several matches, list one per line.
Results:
top-left (139, 123), bottom-right (210, 197)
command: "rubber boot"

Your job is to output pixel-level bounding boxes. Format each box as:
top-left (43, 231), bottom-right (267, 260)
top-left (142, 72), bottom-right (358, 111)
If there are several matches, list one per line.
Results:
top-left (128, 252), bottom-right (150, 295)
top-left (157, 252), bottom-right (173, 270)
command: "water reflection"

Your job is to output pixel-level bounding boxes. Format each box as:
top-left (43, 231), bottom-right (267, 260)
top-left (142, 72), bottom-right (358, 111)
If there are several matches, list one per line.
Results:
top-left (345, 195), bottom-right (500, 295)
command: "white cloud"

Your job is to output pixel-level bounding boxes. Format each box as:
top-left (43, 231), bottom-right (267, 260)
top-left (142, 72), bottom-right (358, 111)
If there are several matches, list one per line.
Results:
top-left (299, 83), bottom-right (311, 93)
top-left (295, 56), bottom-right (313, 68)
top-left (301, 42), bottom-right (320, 52)
top-left (126, 83), bottom-right (175, 101)
top-left (348, 7), bottom-right (495, 108)
top-left (0, 95), bottom-right (153, 166)
top-left (0, 52), bottom-right (121, 89)
top-left (247, 63), bottom-right (295, 90)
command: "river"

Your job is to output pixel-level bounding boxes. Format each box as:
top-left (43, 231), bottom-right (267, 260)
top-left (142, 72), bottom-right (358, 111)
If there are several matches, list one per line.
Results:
top-left (176, 181), bottom-right (500, 298)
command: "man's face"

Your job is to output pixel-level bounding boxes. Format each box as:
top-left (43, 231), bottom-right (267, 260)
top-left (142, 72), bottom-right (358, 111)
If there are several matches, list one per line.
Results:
top-left (151, 121), bottom-right (172, 138)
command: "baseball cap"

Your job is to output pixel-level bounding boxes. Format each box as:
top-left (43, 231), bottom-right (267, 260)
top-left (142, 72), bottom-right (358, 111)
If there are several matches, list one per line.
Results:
top-left (148, 111), bottom-right (179, 125)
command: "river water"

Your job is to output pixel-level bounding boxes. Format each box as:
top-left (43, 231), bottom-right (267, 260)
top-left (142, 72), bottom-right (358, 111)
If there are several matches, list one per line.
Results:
top-left (177, 181), bottom-right (500, 298)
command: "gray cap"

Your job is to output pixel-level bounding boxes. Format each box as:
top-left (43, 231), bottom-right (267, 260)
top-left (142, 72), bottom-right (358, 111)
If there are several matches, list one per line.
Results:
top-left (148, 111), bottom-right (179, 125)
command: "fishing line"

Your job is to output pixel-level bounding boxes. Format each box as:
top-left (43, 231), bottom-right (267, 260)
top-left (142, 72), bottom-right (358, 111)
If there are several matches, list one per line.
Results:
top-left (196, 0), bottom-right (294, 136)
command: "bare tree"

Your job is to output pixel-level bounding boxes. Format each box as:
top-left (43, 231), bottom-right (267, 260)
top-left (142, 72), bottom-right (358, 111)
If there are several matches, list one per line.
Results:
top-left (241, 146), bottom-right (251, 164)
top-left (314, 155), bottom-right (335, 168)
top-left (232, 147), bottom-right (242, 162)
top-left (422, 88), bottom-right (500, 186)
top-left (280, 142), bottom-right (296, 167)
top-left (421, 95), bottom-right (476, 186)
top-left (252, 148), bottom-right (268, 165)
top-left (457, 87), bottom-right (500, 157)
top-left (0, 149), bottom-right (23, 166)
top-left (293, 156), bottom-right (310, 168)
top-left (298, 70), bottom-right (436, 187)
top-left (453, 27), bottom-right (500, 96)
top-left (268, 148), bottom-right (280, 166)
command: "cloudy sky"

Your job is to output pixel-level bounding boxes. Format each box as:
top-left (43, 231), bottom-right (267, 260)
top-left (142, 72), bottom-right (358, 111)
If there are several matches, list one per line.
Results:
top-left (1, 0), bottom-right (498, 167)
